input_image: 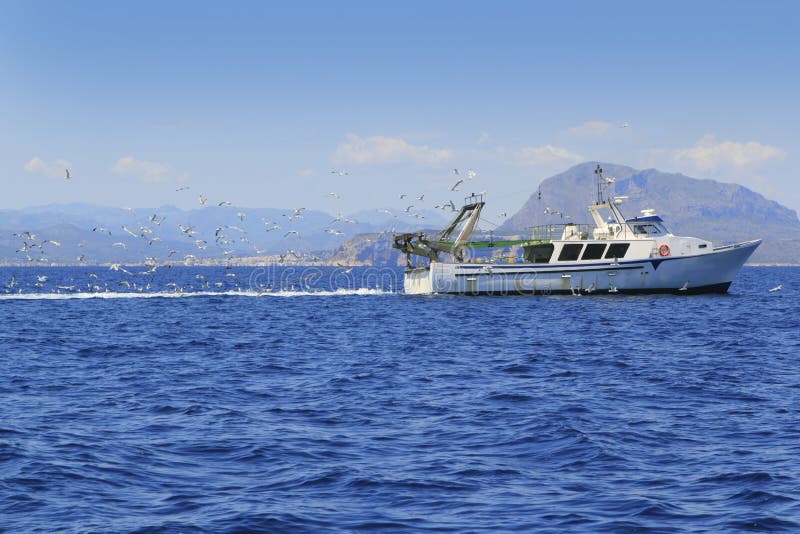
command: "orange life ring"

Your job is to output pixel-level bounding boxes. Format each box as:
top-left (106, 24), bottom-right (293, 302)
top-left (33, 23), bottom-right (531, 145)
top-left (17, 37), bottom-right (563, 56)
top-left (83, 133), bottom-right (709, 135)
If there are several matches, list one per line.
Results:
top-left (658, 244), bottom-right (670, 257)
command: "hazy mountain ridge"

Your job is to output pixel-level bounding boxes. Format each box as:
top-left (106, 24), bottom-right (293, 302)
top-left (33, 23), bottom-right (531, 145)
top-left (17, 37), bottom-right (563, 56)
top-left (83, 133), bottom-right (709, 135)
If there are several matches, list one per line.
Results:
top-left (3, 163), bottom-right (798, 265)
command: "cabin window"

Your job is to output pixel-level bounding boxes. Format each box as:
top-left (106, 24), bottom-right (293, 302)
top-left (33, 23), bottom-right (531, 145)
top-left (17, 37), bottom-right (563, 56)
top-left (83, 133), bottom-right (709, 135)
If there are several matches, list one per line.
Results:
top-left (698, 244), bottom-right (707, 249)
top-left (581, 243), bottom-right (607, 260)
top-left (633, 224), bottom-right (661, 236)
top-left (604, 243), bottom-right (630, 259)
top-left (558, 243), bottom-right (584, 261)
top-left (523, 243), bottom-right (554, 263)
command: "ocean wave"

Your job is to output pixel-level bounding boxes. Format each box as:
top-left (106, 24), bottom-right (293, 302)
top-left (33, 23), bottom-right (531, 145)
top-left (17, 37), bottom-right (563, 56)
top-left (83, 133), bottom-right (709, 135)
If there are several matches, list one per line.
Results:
top-left (0, 287), bottom-right (394, 300)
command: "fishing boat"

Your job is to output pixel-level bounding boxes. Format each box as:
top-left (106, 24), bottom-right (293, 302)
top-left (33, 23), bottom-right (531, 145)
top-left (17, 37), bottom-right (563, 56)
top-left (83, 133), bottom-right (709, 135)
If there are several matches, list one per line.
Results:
top-left (393, 165), bottom-right (760, 295)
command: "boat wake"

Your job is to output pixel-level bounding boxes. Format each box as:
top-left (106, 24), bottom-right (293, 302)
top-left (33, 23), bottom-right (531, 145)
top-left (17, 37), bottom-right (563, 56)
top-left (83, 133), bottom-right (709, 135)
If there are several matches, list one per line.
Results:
top-left (0, 287), bottom-right (394, 300)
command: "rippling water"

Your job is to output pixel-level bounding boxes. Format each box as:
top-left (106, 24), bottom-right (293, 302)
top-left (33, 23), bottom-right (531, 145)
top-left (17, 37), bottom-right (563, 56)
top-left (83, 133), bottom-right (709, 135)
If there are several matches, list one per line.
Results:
top-left (1, 266), bottom-right (799, 532)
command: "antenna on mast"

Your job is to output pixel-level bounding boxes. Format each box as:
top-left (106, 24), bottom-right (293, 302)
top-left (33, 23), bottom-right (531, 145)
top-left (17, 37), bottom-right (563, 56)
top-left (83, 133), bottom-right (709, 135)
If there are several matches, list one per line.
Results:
top-left (594, 164), bottom-right (615, 204)
top-left (594, 164), bottom-right (604, 204)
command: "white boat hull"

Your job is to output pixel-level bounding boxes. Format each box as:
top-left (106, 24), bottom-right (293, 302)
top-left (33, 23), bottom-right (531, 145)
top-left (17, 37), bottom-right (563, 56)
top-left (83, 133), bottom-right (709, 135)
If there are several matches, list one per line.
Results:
top-left (403, 240), bottom-right (760, 295)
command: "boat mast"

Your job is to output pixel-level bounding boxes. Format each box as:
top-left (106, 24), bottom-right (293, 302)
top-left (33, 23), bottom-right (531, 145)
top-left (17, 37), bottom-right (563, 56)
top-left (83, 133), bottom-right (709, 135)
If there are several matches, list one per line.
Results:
top-left (592, 164), bottom-right (626, 225)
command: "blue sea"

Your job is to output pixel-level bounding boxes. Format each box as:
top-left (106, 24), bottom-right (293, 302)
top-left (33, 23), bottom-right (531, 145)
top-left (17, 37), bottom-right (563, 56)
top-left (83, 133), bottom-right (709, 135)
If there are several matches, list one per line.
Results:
top-left (1, 265), bottom-right (798, 532)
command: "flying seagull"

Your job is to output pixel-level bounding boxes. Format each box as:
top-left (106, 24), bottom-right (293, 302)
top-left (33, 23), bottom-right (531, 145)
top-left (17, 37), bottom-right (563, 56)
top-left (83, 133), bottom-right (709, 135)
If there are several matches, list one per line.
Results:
top-left (450, 179), bottom-right (464, 192)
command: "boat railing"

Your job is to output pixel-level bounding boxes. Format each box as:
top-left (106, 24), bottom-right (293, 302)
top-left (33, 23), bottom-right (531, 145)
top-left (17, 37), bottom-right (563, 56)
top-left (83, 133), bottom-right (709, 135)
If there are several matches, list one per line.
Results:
top-left (527, 224), bottom-right (593, 241)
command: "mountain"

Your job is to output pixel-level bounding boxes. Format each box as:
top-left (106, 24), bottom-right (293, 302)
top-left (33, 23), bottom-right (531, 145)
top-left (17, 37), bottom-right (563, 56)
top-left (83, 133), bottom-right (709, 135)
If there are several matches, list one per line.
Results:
top-left (497, 162), bottom-right (800, 264)
top-left (3, 164), bottom-right (798, 265)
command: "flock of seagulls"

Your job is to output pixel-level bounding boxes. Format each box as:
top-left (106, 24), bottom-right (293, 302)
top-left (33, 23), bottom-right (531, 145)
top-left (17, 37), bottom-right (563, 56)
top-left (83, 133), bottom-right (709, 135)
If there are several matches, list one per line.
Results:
top-left (5, 165), bottom-right (488, 294)
top-left (13, 164), bottom-right (508, 277)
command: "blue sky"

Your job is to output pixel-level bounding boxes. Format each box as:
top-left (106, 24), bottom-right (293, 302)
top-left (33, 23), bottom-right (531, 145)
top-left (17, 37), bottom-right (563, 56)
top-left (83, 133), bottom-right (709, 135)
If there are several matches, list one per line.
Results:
top-left (1, 0), bottom-right (797, 219)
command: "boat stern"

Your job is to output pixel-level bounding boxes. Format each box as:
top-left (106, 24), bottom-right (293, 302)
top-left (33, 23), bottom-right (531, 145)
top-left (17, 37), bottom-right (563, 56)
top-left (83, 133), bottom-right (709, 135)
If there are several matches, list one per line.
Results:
top-left (403, 266), bottom-right (434, 295)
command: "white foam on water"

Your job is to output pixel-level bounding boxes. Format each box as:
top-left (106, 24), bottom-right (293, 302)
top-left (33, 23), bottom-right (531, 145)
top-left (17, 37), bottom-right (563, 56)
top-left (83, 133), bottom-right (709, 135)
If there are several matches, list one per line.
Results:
top-left (0, 287), bottom-right (394, 300)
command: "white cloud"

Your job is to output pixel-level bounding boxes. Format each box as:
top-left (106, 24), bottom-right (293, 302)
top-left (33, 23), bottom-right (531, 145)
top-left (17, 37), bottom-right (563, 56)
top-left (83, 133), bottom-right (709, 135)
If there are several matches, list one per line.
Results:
top-left (498, 144), bottom-right (584, 166)
top-left (566, 121), bottom-right (613, 137)
top-left (648, 135), bottom-right (784, 172)
top-left (112, 155), bottom-right (171, 182)
top-left (334, 133), bottom-right (453, 166)
top-left (24, 156), bottom-right (72, 179)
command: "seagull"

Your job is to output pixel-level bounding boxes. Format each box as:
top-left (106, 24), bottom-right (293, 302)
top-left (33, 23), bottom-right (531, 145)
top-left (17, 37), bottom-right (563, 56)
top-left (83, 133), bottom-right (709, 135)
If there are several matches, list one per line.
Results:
top-left (112, 242), bottom-right (127, 249)
top-left (403, 205), bottom-right (414, 213)
top-left (198, 195), bottom-right (207, 206)
top-left (65, 169), bottom-right (71, 179)
top-left (176, 185), bottom-right (190, 191)
top-left (620, 122), bottom-right (630, 128)
top-left (328, 192), bottom-right (341, 199)
top-left (500, 212), bottom-right (508, 218)
top-left (399, 194), bottom-right (407, 199)
top-left (450, 179), bottom-right (464, 192)
top-left (417, 194), bottom-right (424, 201)
top-left (453, 168), bottom-right (459, 175)
top-left (331, 169), bottom-right (349, 176)
top-left (218, 200), bottom-right (232, 206)
top-left (41, 239), bottom-right (61, 247)
top-left (467, 169), bottom-right (477, 180)
top-left (93, 226), bottom-right (112, 235)
top-left (122, 226), bottom-right (138, 238)
top-left (769, 284), bottom-right (782, 292)
top-left (284, 230), bottom-right (300, 238)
